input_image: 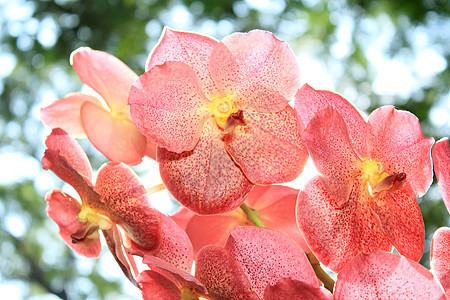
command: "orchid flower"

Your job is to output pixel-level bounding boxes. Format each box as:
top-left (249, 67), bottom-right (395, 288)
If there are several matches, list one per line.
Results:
top-left (431, 227), bottom-right (450, 297)
top-left (195, 227), bottom-right (331, 299)
top-left (171, 185), bottom-right (309, 257)
top-left (128, 28), bottom-right (308, 214)
top-left (295, 85), bottom-right (434, 272)
top-left (433, 137), bottom-right (450, 213)
top-left (41, 48), bottom-right (155, 165)
top-left (334, 250), bottom-right (445, 299)
top-left (42, 128), bottom-right (162, 281)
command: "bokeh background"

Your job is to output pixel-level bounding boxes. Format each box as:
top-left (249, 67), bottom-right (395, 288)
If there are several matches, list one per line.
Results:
top-left (0, 0), bottom-right (449, 299)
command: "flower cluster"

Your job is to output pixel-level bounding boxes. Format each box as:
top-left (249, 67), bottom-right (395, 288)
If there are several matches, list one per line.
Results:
top-left (40, 27), bottom-right (449, 299)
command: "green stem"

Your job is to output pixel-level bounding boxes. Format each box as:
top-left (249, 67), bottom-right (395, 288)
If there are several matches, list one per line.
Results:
top-left (239, 202), bottom-right (335, 293)
top-left (239, 203), bottom-right (266, 227)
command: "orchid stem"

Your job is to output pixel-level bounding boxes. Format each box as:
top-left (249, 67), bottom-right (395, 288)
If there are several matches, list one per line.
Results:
top-left (239, 203), bottom-right (266, 227)
top-left (306, 252), bottom-right (335, 292)
top-left (239, 202), bottom-right (335, 293)
top-left (146, 183), bottom-right (166, 194)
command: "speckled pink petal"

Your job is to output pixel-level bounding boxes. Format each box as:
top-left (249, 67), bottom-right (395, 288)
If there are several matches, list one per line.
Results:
top-left (40, 93), bottom-right (102, 138)
top-left (294, 84), bottom-right (368, 157)
top-left (80, 101), bottom-right (147, 165)
top-left (367, 106), bottom-right (434, 197)
top-left (129, 61), bottom-right (211, 153)
top-left (196, 245), bottom-right (260, 300)
top-left (71, 47), bottom-right (137, 111)
top-left (369, 184), bottom-right (424, 262)
top-left (185, 211), bottom-right (246, 258)
top-left (334, 251), bottom-right (446, 299)
top-left (210, 30), bottom-right (300, 112)
top-left (246, 185), bottom-right (309, 252)
top-left (302, 107), bottom-right (361, 207)
top-left (95, 162), bottom-right (162, 252)
top-left (45, 190), bottom-right (101, 258)
top-left (224, 105), bottom-right (308, 184)
top-left (433, 138), bottom-right (450, 213)
top-left (146, 27), bottom-right (218, 98)
top-left (431, 227), bottom-right (450, 296)
top-left (132, 254), bottom-right (207, 296)
top-left (264, 278), bottom-right (333, 300)
top-left (153, 213), bottom-right (193, 273)
top-left (158, 119), bottom-right (253, 215)
top-left (225, 227), bottom-right (320, 298)
top-left (138, 270), bottom-right (180, 300)
top-left (44, 128), bottom-right (92, 181)
top-left (296, 177), bottom-right (391, 273)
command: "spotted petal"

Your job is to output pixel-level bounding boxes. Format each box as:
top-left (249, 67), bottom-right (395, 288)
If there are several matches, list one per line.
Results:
top-left (71, 47), bottom-right (137, 112)
top-left (138, 270), bottom-right (180, 300)
top-left (225, 227), bottom-right (320, 298)
top-left (302, 107), bottom-right (361, 207)
top-left (129, 61), bottom-right (211, 153)
top-left (224, 105), bottom-right (308, 184)
top-left (296, 177), bottom-right (391, 272)
top-left (80, 101), bottom-right (147, 165)
top-left (195, 245), bottom-right (259, 300)
top-left (369, 184), bottom-right (425, 262)
top-left (367, 106), bottom-right (434, 197)
top-left (45, 190), bottom-right (101, 258)
top-left (264, 278), bottom-right (333, 300)
top-left (158, 119), bottom-right (253, 215)
top-left (210, 30), bottom-right (300, 112)
top-left (294, 84), bottom-right (367, 157)
top-left (95, 162), bottom-right (162, 252)
top-left (334, 251), bottom-right (446, 299)
top-left (430, 227), bottom-right (450, 297)
top-left (146, 27), bottom-right (218, 98)
top-left (433, 138), bottom-right (450, 213)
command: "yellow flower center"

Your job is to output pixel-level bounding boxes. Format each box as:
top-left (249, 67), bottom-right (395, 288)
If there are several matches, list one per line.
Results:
top-left (210, 96), bottom-right (239, 129)
top-left (360, 158), bottom-right (389, 196)
top-left (77, 204), bottom-right (113, 231)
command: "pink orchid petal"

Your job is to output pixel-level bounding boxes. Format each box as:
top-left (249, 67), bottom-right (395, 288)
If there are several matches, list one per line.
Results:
top-left (158, 119), bottom-right (253, 215)
top-left (264, 278), bottom-right (333, 300)
top-left (334, 251), bottom-right (446, 299)
top-left (196, 245), bottom-right (260, 299)
top-left (146, 27), bottom-right (218, 98)
top-left (45, 190), bottom-right (101, 258)
top-left (44, 128), bottom-right (92, 181)
top-left (71, 47), bottom-right (137, 111)
top-left (169, 207), bottom-right (196, 231)
top-left (42, 148), bottom-right (100, 209)
top-left (95, 162), bottom-right (162, 252)
top-left (431, 227), bottom-right (450, 296)
top-left (153, 213), bottom-right (194, 273)
top-left (185, 212), bottom-right (246, 258)
top-left (296, 177), bottom-right (391, 272)
top-left (369, 184), bottom-right (425, 262)
top-left (210, 30), bottom-right (300, 112)
top-left (103, 226), bottom-right (138, 285)
top-left (225, 227), bottom-right (320, 298)
top-left (246, 185), bottom-right (309, 252)
top-left (294, 84), bottom-right (367, 157)
top-left (40, 93), bottom-right (103, 138)
top-left (145, 138), bottom-right (157, 161)
top-left (433, 138), bottom-right (450, 213)
top-left (129, 61), bottom-right (211, 153)
top-left (132, 253), bottom-right (206, 295)
top-left (138, 270), bottom-right (180, 300)
top-left (80, 101), bottom-right (147, 165)
top-left (367, 105), bottom-right (434, 197)
top-left (302, 107), bottom-right (361, 207)
top-left (224, 105), bottom-right (308, 184)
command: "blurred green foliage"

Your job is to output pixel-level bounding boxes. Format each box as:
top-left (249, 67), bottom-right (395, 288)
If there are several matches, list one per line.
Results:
top-left (0, 0), bottom-right (448, 298)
